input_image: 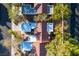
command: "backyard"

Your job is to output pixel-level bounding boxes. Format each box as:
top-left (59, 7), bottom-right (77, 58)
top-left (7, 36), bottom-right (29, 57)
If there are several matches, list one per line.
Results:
top-left (0, 3), bottom-right (79, 56)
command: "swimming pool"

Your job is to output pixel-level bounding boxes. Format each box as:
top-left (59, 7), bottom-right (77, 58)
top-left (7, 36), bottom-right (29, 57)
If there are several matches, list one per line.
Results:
top-left (21, 22), bottom-right (36, 32)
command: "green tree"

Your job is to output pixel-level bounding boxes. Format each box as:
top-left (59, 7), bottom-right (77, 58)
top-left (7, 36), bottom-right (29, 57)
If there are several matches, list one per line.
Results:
top-left (8, 29), bottom-right (21, 42)
top-left (8, 3), bottom-right (25, 25)
top-left (45, 24), bottom-right (70, 56)
top-left (52, 4), bottom-right (71, 44)
top-left (8, 3), bottom-right (21, 19)
top-left (41, 4), bottom-right (71, 56)
top-left (52, 4), bottom-right (71, 20)
top-left (45, 24), bottom-right (79, 56)
top-left (13, 15), bottom-right (26, 25)
top-left (34, 13), bottom-right (50, 22)
top-left (45, 4), bottom-right (79, 56)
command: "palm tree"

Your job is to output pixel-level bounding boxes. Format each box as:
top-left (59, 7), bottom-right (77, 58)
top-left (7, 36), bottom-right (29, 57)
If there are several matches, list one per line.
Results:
top-left (8, 3), bottom-right (26, 25)
top-left (61, 4), bottom-right (64, 44)
top-left (34, 13), bottom-right (50, 22)
top-left (13, 15), bottom-right (26, 25)
top-left (8, 3), bottom-right (21, 19)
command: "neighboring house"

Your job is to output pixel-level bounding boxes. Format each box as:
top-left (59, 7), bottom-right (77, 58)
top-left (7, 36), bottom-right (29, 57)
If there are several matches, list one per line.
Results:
top-left (12, 3), bottom-right (54, 56)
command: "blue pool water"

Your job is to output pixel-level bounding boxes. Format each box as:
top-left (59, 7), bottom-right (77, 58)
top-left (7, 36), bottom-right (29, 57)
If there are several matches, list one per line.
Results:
top-left (47, 23), bottom-right (53, 34)
top-left (20, 41), bottom-right (32, 51)
top-left (21, 22), bottom-right (36, 32)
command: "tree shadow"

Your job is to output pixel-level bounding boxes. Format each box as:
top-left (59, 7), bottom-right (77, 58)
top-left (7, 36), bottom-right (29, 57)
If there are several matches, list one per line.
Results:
top-left (70, 4), bottom-right (79, 37)
top-left (0, 3), bottom-right (11, 29)
top-left (0, 3), bottom-right (11, 56)
top-left (70, 3), bottom-right (79, 41)
top-left (0, 44), bottom-right (11, 56)
top-left (0, 4), bottom-right (11, 40)
top-left (0, 29), bottom-right (3, 40)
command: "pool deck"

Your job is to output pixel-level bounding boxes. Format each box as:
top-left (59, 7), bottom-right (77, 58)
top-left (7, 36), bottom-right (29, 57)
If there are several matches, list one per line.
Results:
top-left (13, 22), bottom-right (49, 56)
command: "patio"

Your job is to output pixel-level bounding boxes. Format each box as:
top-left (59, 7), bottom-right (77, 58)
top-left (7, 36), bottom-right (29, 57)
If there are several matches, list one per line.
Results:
top-left (17, 21), bottom-right (53, 56)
